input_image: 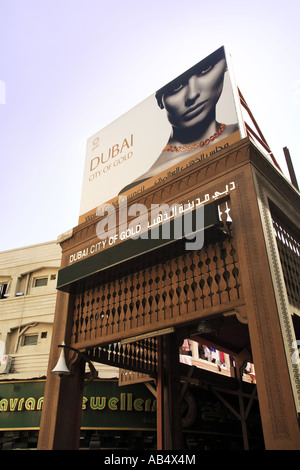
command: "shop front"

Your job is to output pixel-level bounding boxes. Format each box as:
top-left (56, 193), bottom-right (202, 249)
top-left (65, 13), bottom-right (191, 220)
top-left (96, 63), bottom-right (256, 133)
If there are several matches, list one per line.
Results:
top-left (0, 379), bottom-right (157, 450)
top-left (0, 370), bottom-right (264, 450)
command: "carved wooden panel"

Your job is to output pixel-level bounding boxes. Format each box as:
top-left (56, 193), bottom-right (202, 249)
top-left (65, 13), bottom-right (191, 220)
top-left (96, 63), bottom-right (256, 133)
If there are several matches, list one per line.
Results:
top-left (68, 198), bottom-right (244, 350)
top-left (87, 338), bottom-right (158, 376)
top-left (271, 207), bottom-right (300, 309)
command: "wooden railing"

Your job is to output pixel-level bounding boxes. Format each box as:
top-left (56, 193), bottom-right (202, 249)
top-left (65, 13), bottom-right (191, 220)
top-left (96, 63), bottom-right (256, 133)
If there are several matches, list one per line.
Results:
top-left (87, 338), bottom-right (158, 376)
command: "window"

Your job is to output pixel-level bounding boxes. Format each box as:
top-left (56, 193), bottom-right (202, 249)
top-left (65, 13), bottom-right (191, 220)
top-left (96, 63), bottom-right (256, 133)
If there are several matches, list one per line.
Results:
top-left (34, 277), bottom-right (48, 287)
top-left (50, 274), bottom-right (56, 281)
top-left (41, 331), bottom-right (47, 339)
top-left (23, 334), bottom-right (38, 346)
top-left (0, 283), bottom-right (8, 299)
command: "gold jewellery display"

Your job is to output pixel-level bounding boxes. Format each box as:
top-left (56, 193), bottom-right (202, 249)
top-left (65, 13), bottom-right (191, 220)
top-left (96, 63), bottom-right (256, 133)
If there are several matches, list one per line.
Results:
top-left (164, 123), bottom-right (226, 152)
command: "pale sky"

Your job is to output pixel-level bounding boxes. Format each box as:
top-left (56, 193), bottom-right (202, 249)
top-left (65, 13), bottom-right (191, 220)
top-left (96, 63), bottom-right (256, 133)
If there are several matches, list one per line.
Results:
top-left (0, 0), bottom-right (299, 251)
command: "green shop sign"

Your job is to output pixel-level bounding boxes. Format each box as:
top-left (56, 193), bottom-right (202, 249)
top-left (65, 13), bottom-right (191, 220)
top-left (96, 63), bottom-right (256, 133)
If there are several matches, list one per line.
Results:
top-left (0, 379), bottom-right (156, 431)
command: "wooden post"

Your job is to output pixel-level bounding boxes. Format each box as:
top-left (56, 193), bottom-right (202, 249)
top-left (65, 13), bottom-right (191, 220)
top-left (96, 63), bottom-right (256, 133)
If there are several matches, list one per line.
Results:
top-left (156, 332), bottom-right (183, 450)
top-left (230, 161), bottom-right (300, 450)
top-left (235, 356), bottom-right (250, 450)
top-left (38, 291), bottom-right (85, 450)
top-left (156, 337), bottom-right (163, 450)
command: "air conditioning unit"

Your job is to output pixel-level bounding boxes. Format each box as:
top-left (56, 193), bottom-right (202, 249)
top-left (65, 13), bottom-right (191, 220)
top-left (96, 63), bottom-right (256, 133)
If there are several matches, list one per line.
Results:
top-left (0, 355), bottom-right (12, 374)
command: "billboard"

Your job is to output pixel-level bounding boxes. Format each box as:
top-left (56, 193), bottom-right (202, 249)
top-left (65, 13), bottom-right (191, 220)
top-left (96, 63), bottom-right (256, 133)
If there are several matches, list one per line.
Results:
top-left (79, 46), bottom-right (244, 224)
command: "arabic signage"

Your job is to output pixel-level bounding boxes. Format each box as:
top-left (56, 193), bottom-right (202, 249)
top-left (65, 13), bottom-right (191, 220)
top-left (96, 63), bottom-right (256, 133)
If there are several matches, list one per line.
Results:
top-left (57, 195), bottom-right (232, 290)
top-left (79, 46), bottom-right (244, 224)
top-left (60, 179), bottom-right (236, 283)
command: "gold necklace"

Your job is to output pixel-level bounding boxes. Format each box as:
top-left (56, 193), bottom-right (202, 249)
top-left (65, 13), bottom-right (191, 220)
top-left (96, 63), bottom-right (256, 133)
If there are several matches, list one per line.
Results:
top-left (164, 123), bottom-right (226, 152)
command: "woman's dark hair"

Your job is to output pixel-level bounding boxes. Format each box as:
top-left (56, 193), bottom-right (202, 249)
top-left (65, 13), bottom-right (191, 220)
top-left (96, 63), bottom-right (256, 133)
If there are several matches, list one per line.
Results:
top-left (155, 46), bottom-right (226, 109)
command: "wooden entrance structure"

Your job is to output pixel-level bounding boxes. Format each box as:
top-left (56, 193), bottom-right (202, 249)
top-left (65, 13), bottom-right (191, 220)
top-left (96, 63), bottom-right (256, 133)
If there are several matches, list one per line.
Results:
top-left (38, 137), bottom-right (300, 450)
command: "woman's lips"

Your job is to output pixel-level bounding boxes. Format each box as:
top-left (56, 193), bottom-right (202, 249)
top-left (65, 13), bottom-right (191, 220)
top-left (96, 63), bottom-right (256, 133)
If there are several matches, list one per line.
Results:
top-left (182, 100), bottom-right (208, 121)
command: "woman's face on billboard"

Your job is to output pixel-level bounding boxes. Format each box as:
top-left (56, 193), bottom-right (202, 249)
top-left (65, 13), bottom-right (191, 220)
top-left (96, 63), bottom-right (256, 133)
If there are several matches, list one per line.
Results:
top-left (162, 58), bottom-right (226, 131)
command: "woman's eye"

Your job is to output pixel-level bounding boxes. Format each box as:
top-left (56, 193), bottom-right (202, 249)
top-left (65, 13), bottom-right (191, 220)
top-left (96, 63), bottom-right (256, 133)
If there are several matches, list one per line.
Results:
top-left (197, 65), bottom-right (213, 76)
top-left (166, 82), bottom-right (184, 96)
top-left (172, 83), bottom-right (183, 92)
